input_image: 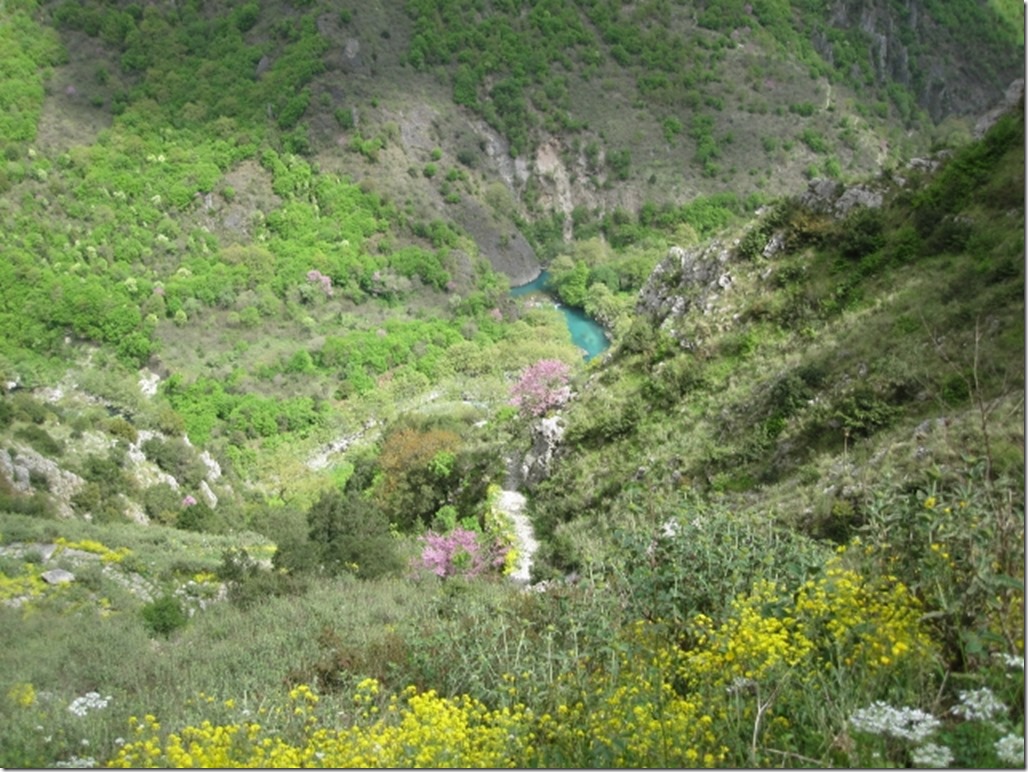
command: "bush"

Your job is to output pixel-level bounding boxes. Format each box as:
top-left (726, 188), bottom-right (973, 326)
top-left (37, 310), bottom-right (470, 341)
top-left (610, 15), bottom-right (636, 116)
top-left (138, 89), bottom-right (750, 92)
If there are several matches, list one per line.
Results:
top-left (14, 425), bottom-right (63, 457)
top-left (219, 547), bottom-right (307, 608)
top-left (142, 483), bottom-right (180, 525)
top-left (141, 437), bottom-right (207, 488)
top-left (296, 490), bottom-right (402, 579)
top-left (140, 594), bottom-right (188, 637)
top-left (616, 499), bottom-right (828, 627)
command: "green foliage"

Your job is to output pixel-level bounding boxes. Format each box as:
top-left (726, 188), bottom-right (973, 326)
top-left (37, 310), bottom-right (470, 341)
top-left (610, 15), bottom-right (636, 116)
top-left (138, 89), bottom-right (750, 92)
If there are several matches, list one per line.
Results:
top-left (606, 148), bottom-right (631, 181)
top-left (141, 594), bottom-right (188, 637)
top-left (301, 489), bottom-right (401, 579)
top-left (14, 425), bottom-right (63, 457)
top-left (141, 436), bottom-right (207, 488)
top-left (616, 498), bottom-right (828, 628)
top-left (163, 375), bottom-right (324, 445)
top-left (547, 255), bottom-right (589, 307)
top-left (799, 127), bottom-right (828, 154)
top-left (219, 547), bottom-right (307, 607)
top-left (142, 483), bottom-right (180, 526)
top-left (0, 2), bottom-right (63, 143)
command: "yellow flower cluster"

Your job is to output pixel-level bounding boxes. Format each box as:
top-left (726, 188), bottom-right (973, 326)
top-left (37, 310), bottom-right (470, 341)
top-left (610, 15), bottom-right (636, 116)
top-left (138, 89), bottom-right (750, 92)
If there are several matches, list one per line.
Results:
top-left (108, 681), bottom-right (527, 768)
top-left (55, 537), bottom-right (131, 563)
top-left (7, 681), bottom-right (37, 708)
top-left (108, 660), bottom-right (730, 770)
top-left (688, 580), bottom-right (815, 684)
top-left (685, 560), bottom-right (933, 686)
top-left (529, 622), bottom-right (728, 767)
top-left (0, 563), bottom-right (46, 604)
top-left (104, 562), bottom-right (934, 769)
top-left (793, 562), bottom-right (932, 669)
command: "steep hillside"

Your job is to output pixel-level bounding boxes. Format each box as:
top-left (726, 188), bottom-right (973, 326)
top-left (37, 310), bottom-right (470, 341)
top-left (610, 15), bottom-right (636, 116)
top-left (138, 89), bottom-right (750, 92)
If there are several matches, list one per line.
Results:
top-left (21, 0), bottom-right (1025, 276)
top-left (0, 0), bottom-right (1024, 768)
top-left (528, 98), bottom-right (1025, 577)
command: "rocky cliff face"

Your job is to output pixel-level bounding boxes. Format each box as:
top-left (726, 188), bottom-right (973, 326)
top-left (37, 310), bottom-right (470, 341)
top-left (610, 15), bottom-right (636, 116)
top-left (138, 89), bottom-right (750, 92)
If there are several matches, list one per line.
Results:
top-left (820, 0), bottom-right (1022, 121)
top-left (636, 176), bottom-right (891, 348)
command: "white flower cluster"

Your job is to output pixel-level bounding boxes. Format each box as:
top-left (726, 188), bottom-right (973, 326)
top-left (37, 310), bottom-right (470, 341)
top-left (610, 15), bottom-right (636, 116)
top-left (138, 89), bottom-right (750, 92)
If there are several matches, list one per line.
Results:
top-left (993, 652), bottom-right (1025, 671)
top-left (55, 756), bottom-right (96, 768)
top-left (995, 734), bottom-right (1024, 766)
top-left (910, 742), bottom-right (954, 768)
top-left (849, 702), bottom-right (940, 743)
top-left (951, 687), bottom-right (1005, 721)
top-left (67, 692), bottom-right (110, 718)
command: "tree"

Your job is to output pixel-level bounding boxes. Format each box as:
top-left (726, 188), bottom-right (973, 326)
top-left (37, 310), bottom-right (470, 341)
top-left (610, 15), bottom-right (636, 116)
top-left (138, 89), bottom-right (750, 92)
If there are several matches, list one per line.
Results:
top-left (305, 490), bottom-right (400, 579)
top-left (375, 427), bottom-right (462, 530)
top-left (510, 359), bottom-right (572, 418)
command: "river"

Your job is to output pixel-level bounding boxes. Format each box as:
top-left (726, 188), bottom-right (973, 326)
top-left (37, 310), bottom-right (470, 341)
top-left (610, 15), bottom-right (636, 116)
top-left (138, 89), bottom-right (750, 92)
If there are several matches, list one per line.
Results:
top-left (510, 271), bottom-right (610, 361)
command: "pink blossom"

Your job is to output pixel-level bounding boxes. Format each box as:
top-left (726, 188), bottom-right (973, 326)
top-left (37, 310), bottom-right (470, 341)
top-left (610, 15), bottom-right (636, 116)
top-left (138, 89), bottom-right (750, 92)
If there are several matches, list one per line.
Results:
top-left (182, 495), bottom-right (197, 507)
top-left (306, 269), bottom-right (333, 296)
top-left (509, 358), bottom-right (572, 417)
top-left (416, 527), bottom-right (488, 578)
top-left (489, 307), bottom-right (503, 321)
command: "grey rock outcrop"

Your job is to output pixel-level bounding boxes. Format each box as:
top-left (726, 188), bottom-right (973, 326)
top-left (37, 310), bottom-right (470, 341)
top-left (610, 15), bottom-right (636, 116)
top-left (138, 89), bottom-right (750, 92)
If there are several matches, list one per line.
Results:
top-left (521, 415), bottom-right (565, 487)
top-left (798, 178), bottom-right (884, 218)
top-left (0, 447), bottom-right (84, 518)
top-left (974, 79), bottom-right (1025, 139)
top-left (451, 197), bottom-right (540, 285)
top-left (636, 242), bottom-right (734, 343)
top-left (823, 0), bottom-right (1021, 121)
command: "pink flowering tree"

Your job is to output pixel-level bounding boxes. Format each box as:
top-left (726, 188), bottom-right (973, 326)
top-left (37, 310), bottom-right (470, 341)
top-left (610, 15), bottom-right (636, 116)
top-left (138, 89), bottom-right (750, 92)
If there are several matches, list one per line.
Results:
top-left (306, 269), bottom-right (334, 297)
top-left (415, 526), bottom-right (511, 579)
top-left (417, 527), bottom-right (487, 578)
top-left (509, 359), bottom-right (572, 418)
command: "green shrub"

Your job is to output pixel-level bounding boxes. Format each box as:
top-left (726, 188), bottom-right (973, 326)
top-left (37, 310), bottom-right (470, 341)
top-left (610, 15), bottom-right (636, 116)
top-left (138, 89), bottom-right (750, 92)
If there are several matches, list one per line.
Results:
top-left (9, 394), bottom-right (50, 424)
top-left (141, 437), bottom-right (207, 488)
top-left (284, 489), bottom-right (402, 579)
top-left (614, 497), bottom-right (828, 628)
top-left (103, 416), bottom-right (138, 444)
top-left (142, 483), bottom-right (180, 525)
top-left (141, 594), bottom-right (188, 637)
top-left (14, 425), bottom-right (63, 457)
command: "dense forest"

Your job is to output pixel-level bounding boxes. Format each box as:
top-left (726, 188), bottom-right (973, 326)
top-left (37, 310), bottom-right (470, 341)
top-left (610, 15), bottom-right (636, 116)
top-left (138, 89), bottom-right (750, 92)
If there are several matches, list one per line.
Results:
top-left (0, 0), bottom-right (1023, 767)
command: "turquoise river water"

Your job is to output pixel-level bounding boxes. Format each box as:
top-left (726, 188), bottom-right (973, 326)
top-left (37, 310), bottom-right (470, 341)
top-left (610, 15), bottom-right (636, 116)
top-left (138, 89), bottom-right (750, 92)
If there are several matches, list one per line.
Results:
top-left (510, 271), bottom-right (610, 361)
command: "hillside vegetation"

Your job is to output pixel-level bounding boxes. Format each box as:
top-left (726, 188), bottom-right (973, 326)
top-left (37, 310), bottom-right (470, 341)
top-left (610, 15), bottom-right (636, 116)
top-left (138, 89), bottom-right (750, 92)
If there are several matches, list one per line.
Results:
top-left (0, 0), bottom-right (1024, 768)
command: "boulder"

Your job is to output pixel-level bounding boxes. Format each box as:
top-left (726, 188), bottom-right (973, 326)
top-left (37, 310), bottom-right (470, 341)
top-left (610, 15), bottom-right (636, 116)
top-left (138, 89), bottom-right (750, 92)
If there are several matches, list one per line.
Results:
top-left (41, 568), bottom-right (75, 585)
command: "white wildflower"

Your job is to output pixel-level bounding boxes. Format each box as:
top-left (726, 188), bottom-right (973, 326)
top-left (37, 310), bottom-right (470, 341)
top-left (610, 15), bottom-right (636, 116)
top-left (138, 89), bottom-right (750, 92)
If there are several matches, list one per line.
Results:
top-left (992, 652), bottom-right (1025, 671)
top-left (55, 755), bottom-right (96, 768)
top-left (951, 687), bottom-right (1005, 721)
top-left (911, 742), bottom-right (954, 768)
top-left (659, 518), bottom-right (681, 538)
top-left (849, 701), bottom-right (940, 743)
top-left (67, 692), bottom-right (110, 717)
top-left (995, 734), bottom-right (1024, 766)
